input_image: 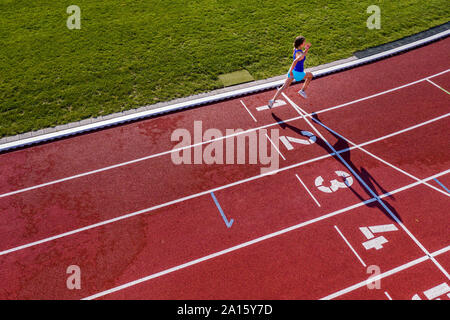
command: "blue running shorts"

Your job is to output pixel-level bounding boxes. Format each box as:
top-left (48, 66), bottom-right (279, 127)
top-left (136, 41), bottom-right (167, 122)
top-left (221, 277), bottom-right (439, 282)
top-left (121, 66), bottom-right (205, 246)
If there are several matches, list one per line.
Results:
top-left (287, 70), bottom-right (306, 82)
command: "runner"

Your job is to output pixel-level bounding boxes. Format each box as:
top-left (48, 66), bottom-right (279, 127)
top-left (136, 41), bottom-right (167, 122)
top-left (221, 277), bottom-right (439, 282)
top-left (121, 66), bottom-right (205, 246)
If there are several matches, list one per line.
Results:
top-left (268, 36), bottom-right (314, 108)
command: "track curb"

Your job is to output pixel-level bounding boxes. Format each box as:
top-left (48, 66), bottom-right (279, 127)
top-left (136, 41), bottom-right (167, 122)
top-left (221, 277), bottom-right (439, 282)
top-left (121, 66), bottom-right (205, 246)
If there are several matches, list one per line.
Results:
top-left (1, 26), bottom-right (449, 153)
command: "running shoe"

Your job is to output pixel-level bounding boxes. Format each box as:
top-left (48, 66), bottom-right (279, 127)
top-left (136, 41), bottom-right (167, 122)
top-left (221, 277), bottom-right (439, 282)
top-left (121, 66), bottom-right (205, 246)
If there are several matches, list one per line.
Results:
top-left (298, 89), bottom-right (307, 99)
top-left (268, 100), bottom-right (274, 109)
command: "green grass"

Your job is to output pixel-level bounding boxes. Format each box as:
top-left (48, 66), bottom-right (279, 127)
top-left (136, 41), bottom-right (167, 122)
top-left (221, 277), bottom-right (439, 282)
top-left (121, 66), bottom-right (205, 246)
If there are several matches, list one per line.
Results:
top-left (218, 70), bottom-right (254, 86)
top-left (0, 0), bottom-right (448, 137)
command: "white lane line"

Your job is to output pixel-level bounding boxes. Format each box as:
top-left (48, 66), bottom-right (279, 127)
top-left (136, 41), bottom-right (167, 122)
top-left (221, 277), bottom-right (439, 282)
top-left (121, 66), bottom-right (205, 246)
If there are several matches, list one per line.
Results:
top-left (1, 70), bottom-right (448, 200)
top-left (240, 100), bottom-right (257, 122)
top-left (369, 224), bottom-right (399, 233)
top-left (5, 110), bottom-right (443, 202)
top-left (265, 133), bottom-right (285, 161)
top-left (314, 69), bottom-right (450, 116)
top-left (75, 171), bottom-right (443, 299)
top-left (384, 291), bottom-right (393, 300)
top-left (426, 79), bottom-right (450, 95)
top-left (81, 199), bottom-right (379, 299)
top-left (359, 227), bottom-right (374, 240)
top-left (85, 222), bottom-right (449, 300)
top-left (0, 153), bottom-right (334, 257)
top-left (424, 283), bottom-right (450, 300)
top-left (1, 110), bottom-right (446, 202)
top-left (1, 118), bottom-right (449, 258)
top-left (295, 174), bottom-right (321, 207)
top-left (256, 100), bottom-right (287, 111)
top-left (355, 113), bottom-right (449, 149)
top-left (427, 69), bottom-right (450, 80)
top-left (283, 93), bottom-right (450, 280)
top-left (434, 178), bottom-right (450, 194)
top-left (309, 114), bottom-right (450, 198)
top-left (0, 115), bottom-right (303, 199)
top-left (334, 225), bottom-right (367, 267)
top-left (321, 245), bottom-right (450, 300)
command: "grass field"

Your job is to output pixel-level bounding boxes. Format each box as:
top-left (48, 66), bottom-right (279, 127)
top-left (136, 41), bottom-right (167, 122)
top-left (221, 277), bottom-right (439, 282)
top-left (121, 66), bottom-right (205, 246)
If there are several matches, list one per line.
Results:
top-left (0, 0), bottom-right (448, 138)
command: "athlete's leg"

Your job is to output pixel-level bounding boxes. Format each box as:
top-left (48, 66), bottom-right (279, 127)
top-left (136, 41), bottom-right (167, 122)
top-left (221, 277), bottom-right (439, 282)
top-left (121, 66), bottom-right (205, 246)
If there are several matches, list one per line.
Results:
top-left (301, 72), bottom-right (313, 91)
top-left (269, 77), bottom-right (293, 108)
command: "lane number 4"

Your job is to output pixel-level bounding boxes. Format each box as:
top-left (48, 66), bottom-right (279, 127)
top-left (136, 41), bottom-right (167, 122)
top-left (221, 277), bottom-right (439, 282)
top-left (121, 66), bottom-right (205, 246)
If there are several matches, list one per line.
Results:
top-left (359, 224), bottom-right (398, 250)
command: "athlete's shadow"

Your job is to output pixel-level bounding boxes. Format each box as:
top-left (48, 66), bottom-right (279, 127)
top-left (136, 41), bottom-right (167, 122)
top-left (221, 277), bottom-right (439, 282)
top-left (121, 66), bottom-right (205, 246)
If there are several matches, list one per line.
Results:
top-left (271, 112), bottom-right (402, 223)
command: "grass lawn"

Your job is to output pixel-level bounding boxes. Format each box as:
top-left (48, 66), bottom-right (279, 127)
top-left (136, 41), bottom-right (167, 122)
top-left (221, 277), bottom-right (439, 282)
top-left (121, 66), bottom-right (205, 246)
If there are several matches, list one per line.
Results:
top-left (0, 0), bottom-right (448, 137)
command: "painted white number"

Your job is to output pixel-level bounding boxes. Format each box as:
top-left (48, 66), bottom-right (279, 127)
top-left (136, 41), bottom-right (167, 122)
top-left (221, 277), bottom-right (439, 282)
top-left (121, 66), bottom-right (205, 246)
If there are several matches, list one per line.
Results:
top-left (359, 224), bottom-right (398, 250)
top-left (280, 131), bottom-right (316, 150)
top-left (315, 171), bottom-right (353, 193)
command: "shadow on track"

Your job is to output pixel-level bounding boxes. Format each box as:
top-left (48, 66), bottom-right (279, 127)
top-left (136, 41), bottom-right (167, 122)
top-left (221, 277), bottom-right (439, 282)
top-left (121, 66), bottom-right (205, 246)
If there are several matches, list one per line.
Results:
top-left (271, 111), bottom-right (402, 223)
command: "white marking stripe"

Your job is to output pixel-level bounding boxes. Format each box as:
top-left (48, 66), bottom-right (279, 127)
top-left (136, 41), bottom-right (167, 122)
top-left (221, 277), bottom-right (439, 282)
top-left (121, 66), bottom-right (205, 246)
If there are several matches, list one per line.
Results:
top-left (321, 246), bottom-right (450, 300)
top-left (0, 128), bottom-right (448, 258)
top-left (314, 69), bottom-right (450, 116)
top-left (353, 113), bottom-right (450, 150)
top-left (0, 111), bottom-right (447, 201)
top-left (77, 171), bottom-right (446, 300)
top-left (309, 115), bottom-right (450, 198)
top-left (0, 115), bottom-right (304, 199)
top-left (359, 227), bottom-right (374, 239)
top-left (84, 241), bottom-right (450, 300)
top-left (426, 79), bottom-right (450, 94)
top-left (362, 236), bottom-right (387, 250)
top-left (240, 100), bottom-right (257, 122)
top-left (1, 71), bottom-right (448, 199)
top-left (312, 33), bottom-right (450, 77)
top-left (81, 199), bottom-right (380, 299)
top-left (265, 133), bottom-right (285, 161)
top-left (256, 100), bottom-right (287, 111)
top-left (334, 226), bottom-right (367, 267)
top-left (295, 174), bottom-right (321, 207)
top-left (384, 291), bottom-right (393, 300)
top-left (423, 283), bottom-right (450, 300)
top-left (295, 98), bottom-right (450, 277)
top-left (369, 224), bottom-right (399, 233)
top-left (283, 93), bottom-right (450, 280)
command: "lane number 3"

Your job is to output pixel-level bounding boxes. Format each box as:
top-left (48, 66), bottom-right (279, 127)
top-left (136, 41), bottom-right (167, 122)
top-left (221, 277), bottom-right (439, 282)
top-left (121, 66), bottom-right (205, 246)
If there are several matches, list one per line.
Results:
top-left (315, 171), bottom-right (354, 193)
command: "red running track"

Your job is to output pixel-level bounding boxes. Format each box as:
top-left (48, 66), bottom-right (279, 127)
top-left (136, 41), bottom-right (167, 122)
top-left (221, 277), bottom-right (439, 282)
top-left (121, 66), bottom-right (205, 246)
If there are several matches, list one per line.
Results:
top-left (0, 38), bottom-right (449, 300)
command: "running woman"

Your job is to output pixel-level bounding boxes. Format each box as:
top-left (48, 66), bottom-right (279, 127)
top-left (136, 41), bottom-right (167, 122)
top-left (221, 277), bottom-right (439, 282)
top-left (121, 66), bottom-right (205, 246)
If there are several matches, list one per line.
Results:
top-left (268, 36), bottom-right (313, 108)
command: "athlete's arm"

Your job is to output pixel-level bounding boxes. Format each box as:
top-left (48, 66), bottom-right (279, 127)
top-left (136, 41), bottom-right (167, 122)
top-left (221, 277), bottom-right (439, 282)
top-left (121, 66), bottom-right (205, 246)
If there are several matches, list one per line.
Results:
top-left (294, 43), bottom-right (311, 62)
top-left (303, 42), bottom-right (311, 54)
top-left (288, 59), bottom-right (299, 77)
top-left (288, 43), bottom-right (311, 77)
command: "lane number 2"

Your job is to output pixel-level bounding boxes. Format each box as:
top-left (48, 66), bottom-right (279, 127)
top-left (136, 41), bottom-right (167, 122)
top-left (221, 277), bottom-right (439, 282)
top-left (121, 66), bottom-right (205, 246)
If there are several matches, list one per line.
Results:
top-left (279, 131), bottom-right (317, 150)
